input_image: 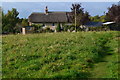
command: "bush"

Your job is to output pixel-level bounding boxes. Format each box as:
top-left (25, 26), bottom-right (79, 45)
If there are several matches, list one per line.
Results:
top-left (88, 26), bottom-right (110, 31)
top-left (43, 27), bottom-right (54, 33)
top-left (63, 24), bottom-right (85, 32)
top-left (56, 23), bottom-right (61, 32)
top-left (31, 24), bottom-right (43, 33)
top-left (69, 25), bottom-right (75, 32)
top-left (63, 25), bottom-right (69, 31)
top-left (63, 25), bottom-right (76, 32)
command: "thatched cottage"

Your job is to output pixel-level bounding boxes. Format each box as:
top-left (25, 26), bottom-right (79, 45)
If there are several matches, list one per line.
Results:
top-left (28, 6), bottom-right (72, 30)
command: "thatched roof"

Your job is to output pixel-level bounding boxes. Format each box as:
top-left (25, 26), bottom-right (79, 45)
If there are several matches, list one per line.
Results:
top-left (28, 12), bottom-right (72, 23)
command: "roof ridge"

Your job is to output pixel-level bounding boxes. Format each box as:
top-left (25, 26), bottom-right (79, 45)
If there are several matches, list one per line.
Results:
top-left (31, 11), bottom-right (71, 14)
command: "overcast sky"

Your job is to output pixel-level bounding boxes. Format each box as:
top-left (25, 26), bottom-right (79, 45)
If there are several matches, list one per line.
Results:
top-left (2, 2), bottom-right (118, 18)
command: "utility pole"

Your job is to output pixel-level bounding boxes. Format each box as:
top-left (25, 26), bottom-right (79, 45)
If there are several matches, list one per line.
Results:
top-left (75, 6), bottom-right (77, 32)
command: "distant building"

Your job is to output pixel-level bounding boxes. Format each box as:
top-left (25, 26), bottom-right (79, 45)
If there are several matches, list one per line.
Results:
top-left (28, 6), bottom-right (72, 30)
top-left (84, 22), bottom-right (103, 27)
top-left (80, 22), bottom-right (103, 31)
top-left (80, 21), bottom-right (119, 31)
top-left (103, 21), bottom-right (120, 31)
top-left (103, 22), bottom-right (115, 25)
top-left (81, 21), bottom-right (115, 28)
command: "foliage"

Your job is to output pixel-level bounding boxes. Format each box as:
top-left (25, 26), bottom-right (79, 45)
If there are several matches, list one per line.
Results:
top-left (44, 27), bottom-right (54, 33)
top-left (2, 31), bottom-right (119, 78)
top-left (90, 15), bottom-right (108, 22)
top-left (63, 25), bottom-right (69, 31)
top-left (69, 25), bottom-right (75, 31)
top-left (71, 3), bottom-right (84, 14)
top-left (63, 25), bottom-right (83, 32)
top-left (63, 25), bottom-right (75, 32)
top-left (56, 23), bottom-right (61, 32)
top-left (21, 19), bottom-right (28, 27)
top-left (2, 8), bottom-right (19, 33)
top-left (31, 24), bottom-right (43, 33)
top-left (71, 3), bottom-right (90, 26)
top-left (31, 24), bottom-right (54, 33)
top-left (88, 26), bottom-right (110, 31)
top-left (106, 4), bottom-right (120, 24)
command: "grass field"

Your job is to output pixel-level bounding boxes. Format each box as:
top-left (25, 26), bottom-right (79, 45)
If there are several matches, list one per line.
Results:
top-left (2, 31), bottom-right (119, 78)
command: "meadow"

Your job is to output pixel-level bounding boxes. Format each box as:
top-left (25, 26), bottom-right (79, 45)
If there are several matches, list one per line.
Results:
top-left (2, 31), bottom-right (119, 78)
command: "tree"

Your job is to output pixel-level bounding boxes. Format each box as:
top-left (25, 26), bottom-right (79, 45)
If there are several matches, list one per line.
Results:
top-left (2, 8), bottom-right (19, 33)
top-left (81, 11), bottom-right (90, 24)
top-left (90, 15), bottom-right (100, 22)
top-left (21, 19), bottom-right (28, 27)
top-left (90, 15), bottom-right (109, 22)
top-left (106, 4), bottom-right (120, 24)
top-left (100, 15), bottom-right (108, 22)
top-left (71, 3), bottom-right (90, 26)
top-left (71, 3), bottom-right (84, 15)
top-left (71, 3), bottom-right (83, 26)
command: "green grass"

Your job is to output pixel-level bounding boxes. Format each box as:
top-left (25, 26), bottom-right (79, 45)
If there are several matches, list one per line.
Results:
top-left (2, 31), bottom-right (119, 78)
top-left (0, 36), bottom-right (2, 79)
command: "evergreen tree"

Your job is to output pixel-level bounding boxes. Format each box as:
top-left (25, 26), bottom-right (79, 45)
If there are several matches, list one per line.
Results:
top-left (2, 8), bottom-right (19, 33)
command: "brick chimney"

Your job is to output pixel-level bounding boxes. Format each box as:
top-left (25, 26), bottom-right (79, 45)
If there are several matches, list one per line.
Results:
top-left (45, 6), bottom-right (48, 15)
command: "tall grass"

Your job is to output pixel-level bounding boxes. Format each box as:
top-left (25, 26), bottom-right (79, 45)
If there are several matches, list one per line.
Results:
top-left (2, 31), bottom-right (119, 78)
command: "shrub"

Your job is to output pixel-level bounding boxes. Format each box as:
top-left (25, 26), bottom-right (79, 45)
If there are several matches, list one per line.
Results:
top-left (88, 26), bottom-right (110, 31)
top-left (69, 25), bottom-right (75, 32)
top-left (63, 24), bottom-right (76, 32)
top-left (31, 24), bottom-right (43, 33)
top-left (56, 23), bottom-right (61, 32)
top-left (44, 27), bottom-right (54, 33)
top-left (63, 25), bottom-right (69, 31)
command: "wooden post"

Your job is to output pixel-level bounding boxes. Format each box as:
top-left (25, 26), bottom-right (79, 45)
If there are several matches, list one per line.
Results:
top-left (75, 6), bottom-right (77, 32)
top-left (22, 28), bottom-right (26, 35)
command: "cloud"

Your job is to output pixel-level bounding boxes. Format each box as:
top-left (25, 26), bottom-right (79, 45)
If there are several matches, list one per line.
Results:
top-left (2, 0), bottom-right (120, 2)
